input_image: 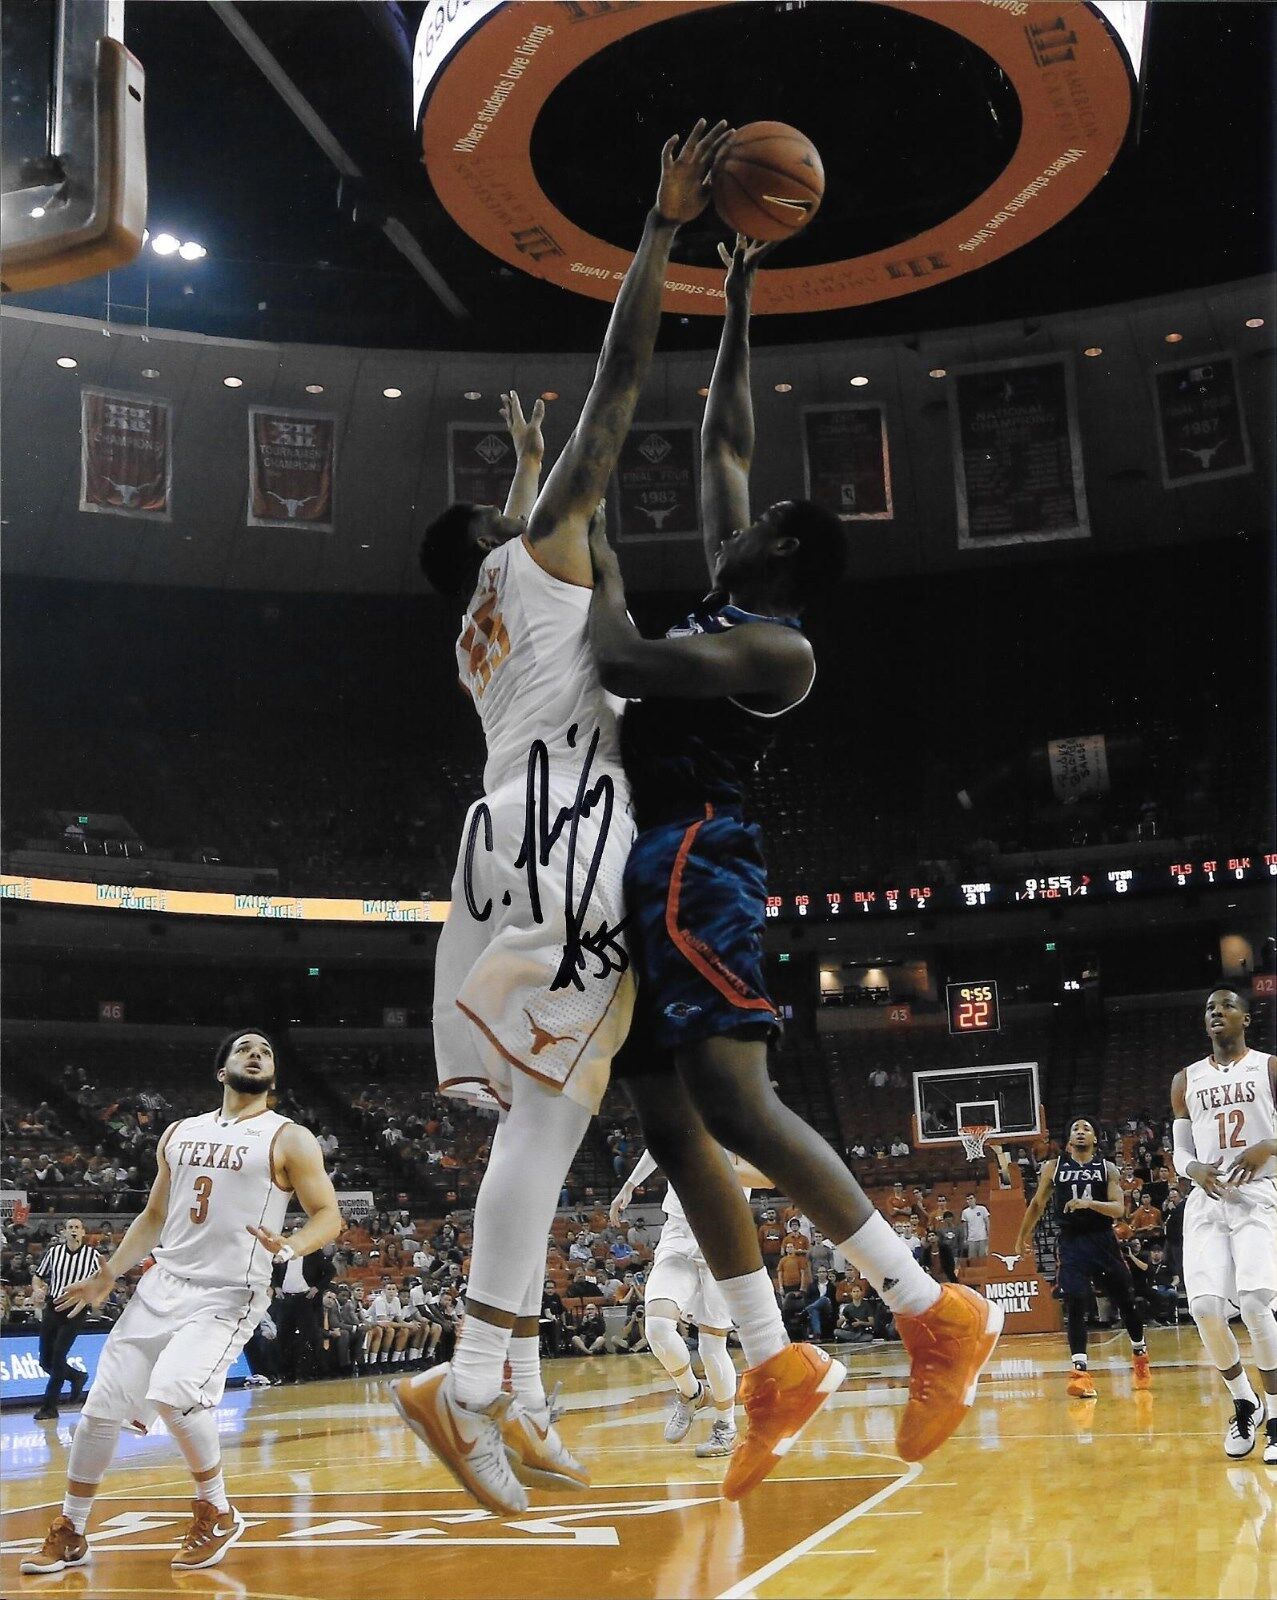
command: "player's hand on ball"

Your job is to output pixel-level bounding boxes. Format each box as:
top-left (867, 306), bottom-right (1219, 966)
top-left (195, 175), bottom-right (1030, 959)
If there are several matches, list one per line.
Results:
top-left (500, 390), bottom-right (545, 462)
top-left (1222, 1140), bottom-right (1276, 1184)
top-left (56, 1267), bottom-right (114, 1317)
top-left (717, 233), bottom-right (779, 304)
top-left (1185, 1158), bottom-right (1229, 1199)
top-left (656, 119), bottom-right (733, 225)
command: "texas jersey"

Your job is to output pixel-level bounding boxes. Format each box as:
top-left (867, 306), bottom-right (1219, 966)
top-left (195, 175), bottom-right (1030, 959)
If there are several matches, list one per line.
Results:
top-left (153, 1108), bottom-right (292, 1289)
top-left (456, 534), bottom-right (625, 796)
top-left (1184, 1048), bottom-right (1276, 1179)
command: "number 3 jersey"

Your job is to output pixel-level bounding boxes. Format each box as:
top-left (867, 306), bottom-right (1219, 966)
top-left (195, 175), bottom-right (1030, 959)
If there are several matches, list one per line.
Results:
top-left (152, 1108), bottom-right (293, 1290)
top-left (1184, 1048), bottom-right (1276, 1180)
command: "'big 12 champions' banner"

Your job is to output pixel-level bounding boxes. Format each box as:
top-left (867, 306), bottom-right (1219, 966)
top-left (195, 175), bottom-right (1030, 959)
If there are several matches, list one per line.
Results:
top-left (613, 424), bottom-right (698, 543)
top-left (802, 403), bottom-right (893, 521)
top-left (80, 388), bottom-right (172, 519)
top-left (248, 409), bottom-right (336, 529)
top-left (950, 355), bottom-right (1089, 549)
top-left (1152, 354), bottom-right (1251, 488)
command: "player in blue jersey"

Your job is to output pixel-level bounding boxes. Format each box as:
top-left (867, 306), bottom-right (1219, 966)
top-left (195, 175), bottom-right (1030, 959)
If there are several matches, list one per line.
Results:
top-left (587, 236), bottom-right (1003, 1498)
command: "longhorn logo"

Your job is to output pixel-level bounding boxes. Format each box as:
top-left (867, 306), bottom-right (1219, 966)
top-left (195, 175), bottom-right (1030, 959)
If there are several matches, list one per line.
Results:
top-left (991, 1253), bottom-right (1021, 1271)
top-left (524, 1010), bottom-right (578, 1056)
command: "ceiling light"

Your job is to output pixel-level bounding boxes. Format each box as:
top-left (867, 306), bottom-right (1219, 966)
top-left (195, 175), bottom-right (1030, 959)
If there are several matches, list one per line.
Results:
top-left (1083, 346), bottom-right (1103, 357)
top-left (56, 356), bottom-right (77, 369)
top-left (178, 241), bottom-right (206, 261)
top-left (463, 390), bottom-right (482, 401)
top-left (141, 368), bottom-right (159, 379)
top-left (928, 367), bottom-right (946, 378)
top-left (1245, 317), bottom-right (1265, 328)
top-left (360, 543), bottom-right (371, 550)
top-left (774, 382), bottom-right (792, 394)
top-left (382, 387), bottom-right (402, 399)
top-left (304, 384), bottom-right (324, 395)
top-left (222, 376), bottom-right (243, 388)
top-left (1163, 332), bottom-right (1183, 343)
top-left (29, 206), bottom-right (45, 218)
top-left (540, 390), bottom-right (558, 401)
top-left (850, 375), bottom-right (869, 386)
top-left (150, 233), bottom-right (180, 256)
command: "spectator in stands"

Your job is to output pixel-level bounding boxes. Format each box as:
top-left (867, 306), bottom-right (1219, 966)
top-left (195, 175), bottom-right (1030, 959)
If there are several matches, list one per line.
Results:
top-left (606, 1301), bottom-right (647, 1354)
top-left (870, 1139), bottom-right (888, 1159)
top-left (569, 1266), bottom-right (605, 1299)
top-left (833, 1284), bottom-right (876, 1346)
top-left (244, 1302), bottom-right (282, 1384)
top-left (1134, 1243), bottom-right (1179, 1325)
top-left (909, 1187), bottom-right (930, 1222)
top-left (935, 1212), bottom-right (963, 1266)
top-left (807, 1229), bottom-right (834, 1275)
top-left (780, 1285), bottom-right (810, 1342)
top-left (316, 1127), bottom-right (339, 1159)
top-left (805, 1266), bottom-right (836, 1340)
top-left (1145, 1165), bottom-right (1171, 1209)
top-left (961, 1193), bottom-right (990, 1261)
top-left (540, 1278), bottom-right (568, 1357)
top-left (868, 1067), bottom-right (889, 1090)
top-left (567, 1231), bottom-right (595, 1268)
top-left (326, 1286), bottom-right (367, 1376)
top-left (570, 1303), bottom-right (607, 1356)
top-left (920, 1230), bottom-right (958, 1284)
top-left (849, 1139), bottom-right (868, 1159)
top-left (271, 1244), bottom-right (336, 1382)
top-left (609, 1234), bottom-right (636, 1269)
top-left (775, 1237), bottom-right (810, 1301)
top-left (887, 1183), bottom-right (912, 1224)
top-left (889, 1135), bottom-right (910, 1157)
top-left (781, 1215), bottom-right (810, 1252)
top-left (1129, 1192), bottom-right (1163, 1237)
top-left (756, 1208), bottom-right (783, 1267)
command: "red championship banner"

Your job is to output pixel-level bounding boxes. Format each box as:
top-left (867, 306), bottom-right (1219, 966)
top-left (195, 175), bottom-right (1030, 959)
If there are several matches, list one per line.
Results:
top-left (80, 388), bottom-right (171, 518)
top-left (248, 409), bottom-right (336, 529)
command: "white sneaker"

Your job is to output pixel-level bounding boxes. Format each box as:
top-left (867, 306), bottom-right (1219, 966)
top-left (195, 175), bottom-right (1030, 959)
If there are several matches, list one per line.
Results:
top-left (1225, 1394), bottom-right (1260, 1459)
top-left (1264, 1417), bottom-right (1277, 1466)
top-left (694, 1417), bottom-right (738, 1458)
top-left (664, 1382), bottom-right (708, 1444)
top-left (502, 1398), bottom-right (590, 1490)
top-left (391, 1366), bottom-right (528, 1515)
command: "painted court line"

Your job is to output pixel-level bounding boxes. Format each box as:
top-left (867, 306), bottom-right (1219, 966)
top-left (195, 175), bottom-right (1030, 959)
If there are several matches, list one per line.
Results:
top-left (716, 1461), bottom-right (923, 1599)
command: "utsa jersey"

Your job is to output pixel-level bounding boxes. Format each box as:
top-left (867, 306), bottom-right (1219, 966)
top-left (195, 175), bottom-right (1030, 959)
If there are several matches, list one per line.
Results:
top-left (1053, 1152), bottom-right (1112, 1235)
top-left (621, 593), bottom-right (812, 827)
top-left (456, 534), bottom-right (625, 796)
top-left (153, 1108), bottom-right (292, 1289)
top-left (1184, 1048), bottom-right (1276, 1180)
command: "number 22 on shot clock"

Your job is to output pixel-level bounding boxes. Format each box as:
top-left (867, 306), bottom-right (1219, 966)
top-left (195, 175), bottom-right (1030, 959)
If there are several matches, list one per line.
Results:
top-left (946, 979), bottom-right (1001, 1036)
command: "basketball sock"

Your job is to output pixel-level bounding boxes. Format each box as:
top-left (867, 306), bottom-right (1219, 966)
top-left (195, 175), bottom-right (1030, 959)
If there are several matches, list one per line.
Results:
top-left (699, 1331), bottom-right (737, 1409)
top-left (647, 1315), bottom-right (701, 1397)
top-left (1223, 1370), bottom-right (1258, 1404)
top-left (1072, 1355), bottom-right (1089, 1370)
top-left (1130, 1339), bottom-right (1147, 1356)
top-left (195, 1471), bottom-right (230, 1514)
top-left (1264, 1391), bottom-right (1277, 1420)
top-left (507, 1335), bottom-right (546, 1410)
top-left (450, 1314), bottom-right (512, 1409)
top-left (838, 1214), bottom-right (941, 1318)
top-left (713, 1271), bottom-right (789, 1367)
top-left (61, 1493), bottom-right (94, 1535)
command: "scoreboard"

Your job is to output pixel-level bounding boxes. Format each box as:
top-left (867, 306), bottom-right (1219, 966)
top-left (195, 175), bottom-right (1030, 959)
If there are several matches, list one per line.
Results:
top-left (946, 981), bottom-right (1001, 1035)
top-left (763, 849), bottom-right (1273, 922)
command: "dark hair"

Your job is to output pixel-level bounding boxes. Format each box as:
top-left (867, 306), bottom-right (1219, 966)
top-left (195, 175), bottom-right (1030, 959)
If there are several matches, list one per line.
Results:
top-left (1206, 984), bottom-right (1249, 1008)
top-left (420, 503), bottom-right (481, 597)
top-left (771, 499), bottom-right (846, 606)
top-left (213, 1028), bottom-right (276, 1075)
top-left (1066, 1115), bottom-right (1102, 1149)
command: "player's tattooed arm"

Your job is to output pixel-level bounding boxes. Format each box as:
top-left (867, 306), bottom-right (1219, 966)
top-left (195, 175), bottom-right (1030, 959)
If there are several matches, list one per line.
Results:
top-left (1013, 1157), bottom-right (1056, 1256)
top-left (56, 1124), bottom-right (178, 1314)
top-left (500, 390), bottom-right (545, 525)
top-left (246, 1125), bottom-right (342, 1260)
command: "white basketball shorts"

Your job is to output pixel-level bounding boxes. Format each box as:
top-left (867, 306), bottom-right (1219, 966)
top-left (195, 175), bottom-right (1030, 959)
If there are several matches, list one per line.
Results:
top-left (83, 1264), bottom-right (267, 1429)
top-left (644, 1215), bottom-right (733, 1331)
top-left (435, 770), bottom-right (636, 1117)
top-left (1182, 1179), bottom-right (1277, 1303)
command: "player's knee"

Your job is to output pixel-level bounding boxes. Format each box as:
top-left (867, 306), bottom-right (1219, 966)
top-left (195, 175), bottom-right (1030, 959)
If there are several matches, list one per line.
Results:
top-left (1188, 1294), bottom-right (1229, 1332)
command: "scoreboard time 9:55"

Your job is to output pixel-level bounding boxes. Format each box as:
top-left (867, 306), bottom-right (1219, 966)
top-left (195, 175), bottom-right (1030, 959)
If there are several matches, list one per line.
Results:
top-left (945, 980), bottom-right (1001, 1035)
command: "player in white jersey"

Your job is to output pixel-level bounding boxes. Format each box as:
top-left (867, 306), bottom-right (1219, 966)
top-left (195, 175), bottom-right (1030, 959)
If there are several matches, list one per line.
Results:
top-left (611, 1148), bottom-right (771, 1459)
top-left (21, 1031), bottom-right (341, 1575)
top-left (395, 118), bottom-right (733, 1517)
top-left (1170, 987), bottom-right (1277, 1462)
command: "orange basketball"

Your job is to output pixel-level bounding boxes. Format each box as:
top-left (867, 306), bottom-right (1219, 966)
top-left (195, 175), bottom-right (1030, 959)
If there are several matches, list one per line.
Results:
top-left (711, 121), bottom-right (825, 242)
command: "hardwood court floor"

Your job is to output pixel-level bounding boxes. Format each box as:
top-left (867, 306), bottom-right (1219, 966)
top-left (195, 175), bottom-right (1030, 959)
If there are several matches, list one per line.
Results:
top-left (2, 1325), bottom-right (1273, 1599)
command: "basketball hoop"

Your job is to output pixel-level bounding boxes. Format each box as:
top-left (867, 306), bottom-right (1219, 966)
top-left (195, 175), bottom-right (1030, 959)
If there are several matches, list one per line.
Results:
top-left (959, 1124), bottom-right (993, 1162)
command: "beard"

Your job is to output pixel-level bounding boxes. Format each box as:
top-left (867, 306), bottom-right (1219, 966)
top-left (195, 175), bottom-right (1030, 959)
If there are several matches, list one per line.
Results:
top-left (223, 1066), bottom-right (275, 1096)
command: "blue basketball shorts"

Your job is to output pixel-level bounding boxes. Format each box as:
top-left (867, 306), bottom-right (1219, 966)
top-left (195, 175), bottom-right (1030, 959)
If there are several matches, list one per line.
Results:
top-left (1056, 1229), bottom-right (1134, 1299)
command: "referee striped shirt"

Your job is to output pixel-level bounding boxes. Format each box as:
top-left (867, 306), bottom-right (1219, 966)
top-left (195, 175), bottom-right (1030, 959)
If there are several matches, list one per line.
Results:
top-left (34, 1242), bottom-right (102, 1301)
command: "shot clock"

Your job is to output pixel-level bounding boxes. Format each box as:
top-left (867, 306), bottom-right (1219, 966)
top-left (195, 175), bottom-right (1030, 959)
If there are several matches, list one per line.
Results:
top-left (946, 980), bottom-right (1001, 1036)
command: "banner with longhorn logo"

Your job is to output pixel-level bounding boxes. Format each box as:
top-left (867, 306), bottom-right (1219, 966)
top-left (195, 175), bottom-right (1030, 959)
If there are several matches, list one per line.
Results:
top-left (613, 423), bottom-right (698, 543)
top-left (248, 408), bottom-right (337, 530)
top-left (80, 388), bottom-right (172, 519)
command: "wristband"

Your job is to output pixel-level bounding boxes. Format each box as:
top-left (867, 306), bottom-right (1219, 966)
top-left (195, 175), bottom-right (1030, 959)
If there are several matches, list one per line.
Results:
top-left (1171, 1118), bottom-right (1197, 1174)
top-left (272, 1243), bottom-right (296, 1265)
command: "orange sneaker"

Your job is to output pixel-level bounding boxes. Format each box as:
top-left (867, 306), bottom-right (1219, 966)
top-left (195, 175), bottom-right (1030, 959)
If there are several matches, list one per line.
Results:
top-left (1067, 1369), bottom-right (1098, 1399)
top-left (1132, 1352), bottom-right (1152, 1391)
top-left (720, 1344), bottom-right (846, 1502)
top-left (501, 1396), bottom-right (590, 1491)
top-left (894, 1283), bottom-right (1004, 1462)
top-left (170, 1501), bottom-right (246, 1570)
top-left (20, 1515), bottom-right (89, 1574)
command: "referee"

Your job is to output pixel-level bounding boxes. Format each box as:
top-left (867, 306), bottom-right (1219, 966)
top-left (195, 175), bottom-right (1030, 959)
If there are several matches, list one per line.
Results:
top-left (31, 1219), bottom-right (101, 1421)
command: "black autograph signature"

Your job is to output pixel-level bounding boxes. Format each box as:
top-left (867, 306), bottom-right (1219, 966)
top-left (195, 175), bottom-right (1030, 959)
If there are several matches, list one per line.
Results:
top-left (462, 723), bottom-right (629, 992)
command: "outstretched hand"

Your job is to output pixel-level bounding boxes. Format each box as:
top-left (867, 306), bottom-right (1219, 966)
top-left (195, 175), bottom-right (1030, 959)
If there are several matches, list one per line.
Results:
top-left (656, 119), bottom-right (734, 226)
top-left (500, 390), bottom-right (545, 462)
top-left (717, 232), bottom-right (779, 305)
top-left (55, 1267), bottom-right (113, 1318)
top-left (587, 501), bottom-right (619, 581)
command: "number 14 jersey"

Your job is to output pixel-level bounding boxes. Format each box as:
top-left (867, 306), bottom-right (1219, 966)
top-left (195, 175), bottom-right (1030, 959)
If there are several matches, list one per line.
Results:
top-left (1184, 1048), bottom-right (1276, 1180)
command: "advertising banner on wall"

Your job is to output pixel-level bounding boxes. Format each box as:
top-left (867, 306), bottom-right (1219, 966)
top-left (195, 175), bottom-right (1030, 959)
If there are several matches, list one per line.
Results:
top-left (802, 403), bottom-right (893, 521)
top-left (80, 388), bottom-right (171, 518)
top-left (613, 424), bottom-right (698, 542)
top-left (950, 356), bottom-right (1089, 548)
top-left (1, 1331), bottom-right (249, 1404)
top-left (447, 422), bottom-right (518, 511)
top-left (248, 409), bottom-right (336, 529)
top-left (1152, 354), bottom-right (1251, 488)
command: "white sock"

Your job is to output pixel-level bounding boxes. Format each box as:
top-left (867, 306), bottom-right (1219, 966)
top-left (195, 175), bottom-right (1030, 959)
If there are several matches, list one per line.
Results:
top-left (392, 1349), bottom-right (404, 1363)
top-left (61, 1492), bottom-right (94, 1534)
top-left (450, 1315), bottom-right (511, 1408)
top-left (1223, 1370), bottom-right (1258, 1403)
top-left (713, 1271), bottom-right (788, 1367)
top-left (196, 1471), bottom-right (229, 1513)
top-left (508, 1335), bottom-right (545, 1410)
top-left (646, 1315), bottom-right (700, 1398)
top-left (838, 1213), bottom-right (941, 1318)
top-left (1072, 1355), bottom-right (1088, 1370)
top-left (1265, 1391), bottom-right (1277, 1420)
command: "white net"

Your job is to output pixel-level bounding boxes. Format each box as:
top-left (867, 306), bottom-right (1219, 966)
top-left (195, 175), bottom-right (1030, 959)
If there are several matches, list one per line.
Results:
top-left (958, 1125), bottom-right (992, 1162)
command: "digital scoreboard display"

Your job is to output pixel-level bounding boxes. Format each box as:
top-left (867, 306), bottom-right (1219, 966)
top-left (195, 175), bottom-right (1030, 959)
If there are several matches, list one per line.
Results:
top-left (946, 981), bottom-right (1001, 1036)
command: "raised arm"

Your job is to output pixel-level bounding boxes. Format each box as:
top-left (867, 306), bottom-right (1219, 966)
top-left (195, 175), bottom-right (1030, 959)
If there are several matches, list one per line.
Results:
top-left (525, 119), bottom-right (732, 586)
top-left (700, 235), bottom-right (775, 578)
top-left (500, 391), bottom-right (545, 524)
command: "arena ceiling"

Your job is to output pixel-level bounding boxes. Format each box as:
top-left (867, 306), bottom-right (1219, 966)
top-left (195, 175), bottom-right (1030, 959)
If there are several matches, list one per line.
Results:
top-left (5, 1), bottom-right (1274, 354)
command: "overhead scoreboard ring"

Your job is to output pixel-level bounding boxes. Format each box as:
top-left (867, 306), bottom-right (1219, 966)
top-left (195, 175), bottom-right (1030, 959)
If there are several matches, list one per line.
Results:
top-left (418, 1), bottom-right (1135, 316)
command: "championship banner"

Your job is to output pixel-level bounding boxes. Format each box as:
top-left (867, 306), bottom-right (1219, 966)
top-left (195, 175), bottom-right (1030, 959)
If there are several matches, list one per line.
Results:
top-left (1047, 734), bottom-right (1111, 802)
top-left (950, 355), bottom-right (1089, 548)
top-left (248, 409), bottom-right (336, 529)
top-left (334, 1190), bottom-right (376, 1223)
top-left (613, 424), bottom-right (698, 543)
top-left (802, 403), bottom-right (893, 522)
top-left (79, 388), bottom-right (171, 519)
top-left (1152, 355), bottom-right (1251, 489)
top-left (447, 422), bottom-right (517, 510)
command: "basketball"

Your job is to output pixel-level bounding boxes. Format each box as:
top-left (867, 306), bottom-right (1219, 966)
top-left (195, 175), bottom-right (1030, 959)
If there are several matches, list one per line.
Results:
top-left (711, 121), bottom-right (825, 241)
